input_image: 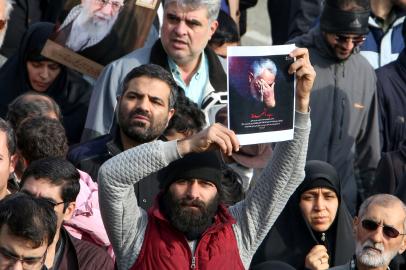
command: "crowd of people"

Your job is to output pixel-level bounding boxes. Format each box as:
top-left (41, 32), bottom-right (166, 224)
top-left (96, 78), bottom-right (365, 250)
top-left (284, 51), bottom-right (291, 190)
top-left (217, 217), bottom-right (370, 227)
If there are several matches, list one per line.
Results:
top-left (0, 0), bottom-right (406, 270)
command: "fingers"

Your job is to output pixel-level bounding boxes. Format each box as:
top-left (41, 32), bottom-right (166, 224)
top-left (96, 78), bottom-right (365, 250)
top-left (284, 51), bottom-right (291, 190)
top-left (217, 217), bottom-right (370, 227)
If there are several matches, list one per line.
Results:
top-left (207, 124), bottom-right (240, 156)
top-left (288, 47), bottom-right (312, 74)
top-left (178, 124), bottom-right (240, 156)
top-left (305, 245), bottom-right (329, 270)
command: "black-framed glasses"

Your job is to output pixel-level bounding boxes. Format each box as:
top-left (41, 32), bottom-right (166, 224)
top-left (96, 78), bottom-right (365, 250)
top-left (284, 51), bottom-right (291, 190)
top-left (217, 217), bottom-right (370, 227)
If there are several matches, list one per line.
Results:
top-left (0, 19), bottom-right (6, 31)
top-left (95, 0), bottom-right (124, 12)
top-left (334, 34), bottom-right (366, 46)
top-left (40, 198), bottom-right (65, 208)
top-left (361, 219), bottom-right (406, 238)
top-left (0, 246), bottom-right (47, 269)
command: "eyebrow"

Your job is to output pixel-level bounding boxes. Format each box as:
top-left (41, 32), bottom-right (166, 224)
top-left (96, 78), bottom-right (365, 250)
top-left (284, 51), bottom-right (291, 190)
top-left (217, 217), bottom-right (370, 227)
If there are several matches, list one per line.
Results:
top-left (0, 246), bottom-right (43, 260)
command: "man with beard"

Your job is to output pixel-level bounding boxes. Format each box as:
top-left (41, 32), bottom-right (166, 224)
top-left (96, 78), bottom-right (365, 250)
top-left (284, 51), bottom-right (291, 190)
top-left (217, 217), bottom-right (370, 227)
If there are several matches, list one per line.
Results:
top-left (68, 64), bottom-right (177, 210)
top-left (290, 0), bottom-right (380, 214)
top-left (81, 0), bottom-right (227, 141)
top-left (330, 194), bottom-right (406, 270)
top-left (0, 0), bottom-right (12, 65)
top-left (98, 47), bottom-right (315, 270)
top-left (248, 58), bottom-right (278, 109)
top-left (58, 0), bottom-right (124, 52)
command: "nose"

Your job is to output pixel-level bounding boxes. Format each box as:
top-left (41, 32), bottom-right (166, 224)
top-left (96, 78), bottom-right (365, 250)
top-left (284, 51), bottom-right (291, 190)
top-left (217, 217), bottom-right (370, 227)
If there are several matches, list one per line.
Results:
top-left (186, 181), bottom-right (200, 199)
top-left (10, 261), bottom-right (24, 270)
top-left (314, 197), bottom-right (326, 211)
top-left (369, 224), bottom-right (384, 243)
top-left (341, 39), bottom-right (354, 50)
top-left (100, 2), bottom-right (113, 16)
top-left (39, 67), bottom-right (49, 80)
top-left (136, 96), bottom-right (150, 112)
top-left (174, 20), bottom-right (187, 36)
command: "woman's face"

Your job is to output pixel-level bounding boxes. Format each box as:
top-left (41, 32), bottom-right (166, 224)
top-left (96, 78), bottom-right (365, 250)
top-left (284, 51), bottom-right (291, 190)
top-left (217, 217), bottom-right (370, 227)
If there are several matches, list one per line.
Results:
top-left (299, 187), bottom-right (339, 232)
top-left (26, 60), bottom-right (61, 92)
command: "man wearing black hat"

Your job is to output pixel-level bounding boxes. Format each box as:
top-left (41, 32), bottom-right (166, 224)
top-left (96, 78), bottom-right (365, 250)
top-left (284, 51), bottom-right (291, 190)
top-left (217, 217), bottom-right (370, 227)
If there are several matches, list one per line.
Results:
top-left (290, 0), bottom-right (381, 214)
top-left (98, 48), bottom-right (315, 270)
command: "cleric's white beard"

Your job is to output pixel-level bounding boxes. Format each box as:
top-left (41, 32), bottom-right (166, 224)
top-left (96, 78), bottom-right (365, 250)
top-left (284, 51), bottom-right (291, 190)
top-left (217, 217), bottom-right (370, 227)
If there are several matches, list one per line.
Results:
top-left (66, 8), bottom-right (117, 51)
top-left (356, 239), bottom-right (398, 268)
top-left (0, 26), bottom-right (7, 48)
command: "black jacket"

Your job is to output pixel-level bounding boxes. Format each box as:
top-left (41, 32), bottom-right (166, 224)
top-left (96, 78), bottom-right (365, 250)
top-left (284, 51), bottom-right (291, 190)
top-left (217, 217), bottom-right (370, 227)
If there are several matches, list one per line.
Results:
top-left (68, 130), bottom-right (162, 210)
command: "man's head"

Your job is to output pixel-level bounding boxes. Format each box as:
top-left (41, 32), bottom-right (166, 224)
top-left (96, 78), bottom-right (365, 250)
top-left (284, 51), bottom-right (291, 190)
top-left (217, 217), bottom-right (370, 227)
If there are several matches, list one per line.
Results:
top-left (66, 0), bottom-right (123, 51)
top-left (248, 59), bottom-right (277, 108)
top-left (16, 116), bottom-right (68, 165)
top-left (208, 10), bottom-right (240, 58)
top-left (159, 151), bottom-right (223, 240)
top-left (20, 157), bottom-right (80, 237)
top-left (117, 64), bottom-right (178, 146)
top-left (354, 194), bottom-right (406, 269)
top-left (82, 0), bottom-right (123, 23)
top-left (0, 193), bottom-right (57, 270)
top-left (6, 92), bottom-right (62, 131)
top-left (163, 89), bottom-right (206, 140)
top-left (161, 0), bottom-right (220, 66)
top-left (0, 118), bottom-right (16, 200)
top-left (0, 0), bottom-right (12, 48)
top-left (320, 0), bottom-right (370, 60)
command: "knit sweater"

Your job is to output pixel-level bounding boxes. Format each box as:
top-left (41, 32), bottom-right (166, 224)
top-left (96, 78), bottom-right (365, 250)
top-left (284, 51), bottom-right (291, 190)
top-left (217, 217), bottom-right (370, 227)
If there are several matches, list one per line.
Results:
top-left (98, 111), bottom-right (310, 270)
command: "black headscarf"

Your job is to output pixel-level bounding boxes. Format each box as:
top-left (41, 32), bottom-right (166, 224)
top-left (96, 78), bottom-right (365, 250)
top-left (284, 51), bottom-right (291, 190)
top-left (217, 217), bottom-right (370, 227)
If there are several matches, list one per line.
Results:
top-left (0, 22), bottom-right (91, 144)
top-left (250, 160), bottom-right (355, 270)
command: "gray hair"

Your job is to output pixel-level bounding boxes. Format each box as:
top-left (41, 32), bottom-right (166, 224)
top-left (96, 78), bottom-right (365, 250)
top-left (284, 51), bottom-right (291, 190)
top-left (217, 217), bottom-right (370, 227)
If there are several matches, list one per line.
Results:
top-left (250, 58), bottom-right (278, 78)
top-left (358, 194), bottom-right (406, 231)
top-left (2, 0), bottom-right (13, 19)
top-left (164, 0), bottom-right (221, 22)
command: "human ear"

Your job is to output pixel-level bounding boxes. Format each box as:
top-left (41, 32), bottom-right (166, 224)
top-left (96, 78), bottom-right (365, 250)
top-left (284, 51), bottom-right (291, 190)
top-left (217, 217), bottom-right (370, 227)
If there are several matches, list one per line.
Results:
top-left (63, 202), bottom-right (76, 221)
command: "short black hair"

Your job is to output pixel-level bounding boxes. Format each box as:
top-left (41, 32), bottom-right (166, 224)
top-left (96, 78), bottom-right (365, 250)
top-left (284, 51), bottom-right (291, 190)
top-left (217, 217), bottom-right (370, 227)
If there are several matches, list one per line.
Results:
top-left (164, 89), bottom-right (206, 136)
top-left (121, 64), bottom-right (178, 109)
top-left (21, 157), bottom-right (80, 203)
top-left (209, 10), bottom-right (240, 47)
top-left (0, 193), bottom-right (57, 248)
top-left (16, 116), bottom-right (68, 163)
top-left (0, 117), bottom-right (16, 156)
top-left (6, 92), bottom-right (62, 131)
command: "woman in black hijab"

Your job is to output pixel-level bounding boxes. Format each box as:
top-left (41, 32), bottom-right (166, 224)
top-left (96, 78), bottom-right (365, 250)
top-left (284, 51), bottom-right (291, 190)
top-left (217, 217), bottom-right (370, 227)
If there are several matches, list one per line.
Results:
top-left (250, 160), bottom-right (354, 270)
top-left (0, 22), bottom-right (91, 144)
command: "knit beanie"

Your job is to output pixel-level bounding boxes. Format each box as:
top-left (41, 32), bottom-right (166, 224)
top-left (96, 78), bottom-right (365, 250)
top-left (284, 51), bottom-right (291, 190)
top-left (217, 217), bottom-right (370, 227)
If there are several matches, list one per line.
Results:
top-left (159, 151), bottom-right (223, 192)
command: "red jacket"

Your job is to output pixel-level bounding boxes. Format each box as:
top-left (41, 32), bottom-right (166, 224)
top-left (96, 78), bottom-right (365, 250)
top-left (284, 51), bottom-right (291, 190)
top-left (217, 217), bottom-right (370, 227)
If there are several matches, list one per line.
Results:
top-left (131, 203), bottom-right (245, 270)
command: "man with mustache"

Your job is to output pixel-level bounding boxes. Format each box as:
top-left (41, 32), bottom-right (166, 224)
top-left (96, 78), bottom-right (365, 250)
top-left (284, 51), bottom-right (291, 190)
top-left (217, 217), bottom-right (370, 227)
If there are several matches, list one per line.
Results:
top-left (81, 0), bottom-right (227, 141)
top-left (331, 194), bottom-right (406, 270)
top-left (98, 47), bottom-right (315, 270)
top-left (248, 58), bottom-right (277, 109)
top-left (290, 0), bottom-right (380, 214)
top-left (58, 0), bottom-right (124, 52)
top-left (68, 64), bottom-right (177, 210)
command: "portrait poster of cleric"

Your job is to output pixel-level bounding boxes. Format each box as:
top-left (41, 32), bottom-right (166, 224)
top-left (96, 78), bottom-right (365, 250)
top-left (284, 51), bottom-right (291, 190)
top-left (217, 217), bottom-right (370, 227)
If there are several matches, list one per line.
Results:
top-left (41, 0), bottom-right (160, 77)
top-left (228, 45), bottom-right (296, 145)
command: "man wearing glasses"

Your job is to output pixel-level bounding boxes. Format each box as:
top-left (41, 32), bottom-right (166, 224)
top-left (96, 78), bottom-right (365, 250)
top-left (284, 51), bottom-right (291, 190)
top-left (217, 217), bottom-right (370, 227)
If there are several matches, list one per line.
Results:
top-left (0, 193), bottom-right (57, 270)
top-left (19, 157), bottom-right (114, 270)
top-left (58, 0), bottom-right (124, 52)
top-left (331, 194), bottom-right (406, 270)
top-left (290, 0), bottom-right (380, 215)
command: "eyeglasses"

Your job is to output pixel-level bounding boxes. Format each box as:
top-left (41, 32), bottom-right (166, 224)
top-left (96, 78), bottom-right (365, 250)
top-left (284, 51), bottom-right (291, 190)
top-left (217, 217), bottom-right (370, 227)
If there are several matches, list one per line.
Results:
top-left (0, 246), bottom-right (47, 270)
top-left (361, 219), bottom-right (406, 238)
top-left (334, 34), bottom-right (366, 46)
top-left (95, 0), bottom-right (124, 12)
top-left (39, 198), bottom-right (65, 208)
top-left (0, 19), bottom-right (6, 31)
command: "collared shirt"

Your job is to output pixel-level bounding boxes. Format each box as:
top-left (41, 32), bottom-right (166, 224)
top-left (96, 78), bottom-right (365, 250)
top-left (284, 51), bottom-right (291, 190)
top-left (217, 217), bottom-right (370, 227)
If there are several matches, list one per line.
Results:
top-left (168, 53), bottom-right (209, 106)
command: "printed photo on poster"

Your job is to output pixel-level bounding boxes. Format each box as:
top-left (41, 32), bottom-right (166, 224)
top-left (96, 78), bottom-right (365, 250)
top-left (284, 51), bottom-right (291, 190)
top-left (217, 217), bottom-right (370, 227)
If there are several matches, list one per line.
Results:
top-left (227, 44), bottom-right (296, 145)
